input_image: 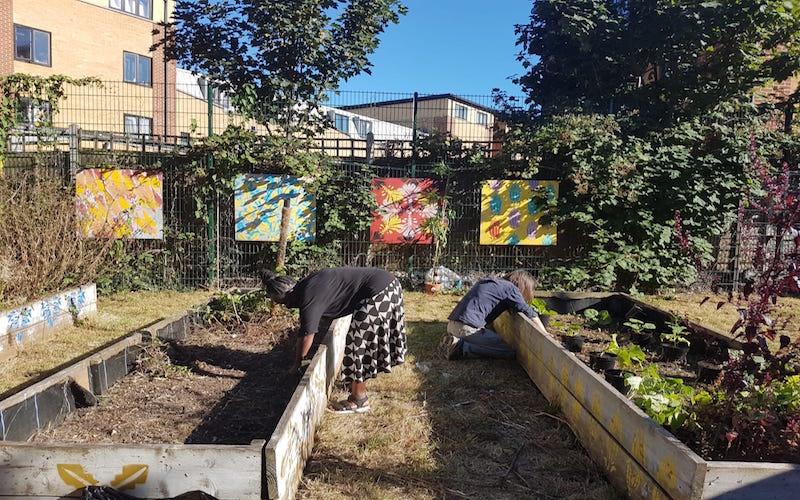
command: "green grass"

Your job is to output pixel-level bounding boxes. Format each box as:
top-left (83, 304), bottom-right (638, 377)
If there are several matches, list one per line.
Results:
top-left (0, 289), bottom-right (212, 395)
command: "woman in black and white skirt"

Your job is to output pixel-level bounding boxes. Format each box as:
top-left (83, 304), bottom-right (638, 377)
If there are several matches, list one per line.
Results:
top-left (261, 267), bottom-right (407, 414)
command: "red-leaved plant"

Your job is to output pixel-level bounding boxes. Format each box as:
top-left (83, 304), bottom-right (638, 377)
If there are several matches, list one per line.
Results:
top-left (674, 135), bottom-right (800, 462)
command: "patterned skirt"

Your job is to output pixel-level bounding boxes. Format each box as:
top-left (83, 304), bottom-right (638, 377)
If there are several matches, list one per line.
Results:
top-left (340, 277), bottom-right (407, 384)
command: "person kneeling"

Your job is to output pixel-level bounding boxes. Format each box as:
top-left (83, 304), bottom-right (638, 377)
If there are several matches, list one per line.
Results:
top-left (440, 270), bottom-right (547, 360)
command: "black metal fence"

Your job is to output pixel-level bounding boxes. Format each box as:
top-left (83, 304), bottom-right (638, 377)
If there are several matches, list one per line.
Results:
top-left (2, 81), bottom-right (774, 291)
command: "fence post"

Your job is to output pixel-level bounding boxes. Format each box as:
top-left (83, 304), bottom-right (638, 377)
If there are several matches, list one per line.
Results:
top-left (68, 124), bottom-right (80, 180)
top-left (366, 132), bottom-right (374, 164)
top-left (411, 91), bottom-right (418, 178)
top-left (207, 83), bottom-right (216, 286)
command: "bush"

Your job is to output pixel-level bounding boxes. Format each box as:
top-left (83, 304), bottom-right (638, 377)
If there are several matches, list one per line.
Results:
top-left (0, 171), bottom-right (112, 305)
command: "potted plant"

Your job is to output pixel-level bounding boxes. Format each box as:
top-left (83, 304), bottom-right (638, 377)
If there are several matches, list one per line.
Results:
top-left (603, 334), bottom-right (647, 393)
top-left (582, 308), bottom-right (614, 329)
top-left (529, 297), bottom-right (557, 328)
top-left (659, 317), bottom-right (691, 362)
top-left (623, 317), bottom-right (657, 347)
top-left (588, 332), bottom-right (619, 371)
top-left (561, 323), bottom-right (586, 353)
top-left (420, 162), bottom-right (453, 294)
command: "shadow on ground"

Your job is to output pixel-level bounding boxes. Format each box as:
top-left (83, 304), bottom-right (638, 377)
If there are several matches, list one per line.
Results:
top-left (300, 317), bottom-right (623, 500)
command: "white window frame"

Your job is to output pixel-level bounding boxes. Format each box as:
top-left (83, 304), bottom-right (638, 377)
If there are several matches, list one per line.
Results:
top-left (124, 114), bottom-right (152, 138)
top-left (16, 98), bottom-right (52, 128)
top-left (334, 113), bottom-right (349, 133)
top-left (14, 25), bottom-right (51, 66)
top-left (109, 0), bottom-right (152, 19)
top-left (123, 52), bottom-right (152, 86)
top-left (476, 112), bottom-right (488, 126)
top-left (455, 104), bottom-right (468, 121)
top-left (354, 117), bottom-right (372, 136)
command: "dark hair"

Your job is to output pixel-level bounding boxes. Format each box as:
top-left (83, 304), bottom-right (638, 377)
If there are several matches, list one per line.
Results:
top-left (504, 269), bottom-right (536, 304)
top-left (259, 270), bottom-right (296, 299)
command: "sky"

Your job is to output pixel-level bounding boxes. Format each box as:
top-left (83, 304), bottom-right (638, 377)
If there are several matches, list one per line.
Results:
top-left (336, 0), bottom-right (533, 100)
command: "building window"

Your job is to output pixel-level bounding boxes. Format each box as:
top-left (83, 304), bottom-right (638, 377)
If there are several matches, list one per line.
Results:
top-left (455, 104), bottom-right (468, 120)
top-left (16, 98), bottom-right (51, 127)
top-left (123, 52), bottom-right (152, 86)
top-left (14, 25), bottom-right (51, 66)
top-left (476, 112), bottom-right (488, 126)
top-left (124, 114), bottom-right (152, 138)
top-left (353, 117), bottom-right (372, 136)
top-left (198, 78), bottom-right (232, 109)
top-left (334, 113), bottom-right (349, 133)
top-left (110, 0), bottom-right (152, 19)
top-left (179, 132), bottom-right (190, 146)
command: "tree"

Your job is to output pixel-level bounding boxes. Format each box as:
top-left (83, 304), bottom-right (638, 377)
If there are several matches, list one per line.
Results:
top-left (160, 0), bottom-right (406, 133)
top-left (515, 0), bottom-right (800, 123)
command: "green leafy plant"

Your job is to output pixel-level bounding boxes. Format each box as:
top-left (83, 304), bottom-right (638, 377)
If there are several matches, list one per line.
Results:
top-left (420, 161), bottom-right (454, 275)
top-left (605, 334), bottom-right (647, 371)
top-left (626, 365), bottom-right (697, 431)
top-left (529, 298), bottom-right (557, 317)
top-left (203, 289), bottom-right (268, 325)
top-left (624, 318), bottom-right (656, 335)
top-left (660, 318), bottom-right (691, 347)
top-left (583, 308), bottom-right (613, 328)
top-left (0, 74), bottom-right (101, 161)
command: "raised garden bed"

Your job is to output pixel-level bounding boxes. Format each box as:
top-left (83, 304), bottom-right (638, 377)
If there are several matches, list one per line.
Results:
top-left (496, 292), bottom-right (800, 500)
top-left (0, 300), bottom-right (350, 499)
top-left (0, 284), bottom-right (97, 363)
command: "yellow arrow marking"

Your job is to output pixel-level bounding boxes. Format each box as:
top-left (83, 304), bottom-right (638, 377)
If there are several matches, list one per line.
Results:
top-left (111, 464), bottom-right (149, 491)
top-left (57, 464), bottom-right (98, 488)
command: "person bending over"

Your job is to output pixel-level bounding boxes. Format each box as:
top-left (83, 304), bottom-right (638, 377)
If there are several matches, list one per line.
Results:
top-left (440, 270), bottom-right (547, 360)
top-left (261, 267), bottom-right (407, 414)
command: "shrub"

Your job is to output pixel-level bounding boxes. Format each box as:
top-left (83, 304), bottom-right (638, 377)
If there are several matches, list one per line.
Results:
top-left (0, 171), bottom-right (113, 306)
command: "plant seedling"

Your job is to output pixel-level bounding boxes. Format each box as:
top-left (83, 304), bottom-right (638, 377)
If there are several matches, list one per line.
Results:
top-left (660, 318), bottom-right (690, 347)
top-left (583, 308), bottom-right (613, 329)
top-left (605, 334), bottom-right (647, 371)
top-left (624, 318), bottom-right (656, 335)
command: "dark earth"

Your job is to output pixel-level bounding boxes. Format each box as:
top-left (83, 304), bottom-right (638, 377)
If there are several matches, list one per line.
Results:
top-left (31, 311), bottom-right (301, 445)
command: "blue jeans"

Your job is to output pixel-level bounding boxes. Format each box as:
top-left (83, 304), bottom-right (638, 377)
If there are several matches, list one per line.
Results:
top-left (447, 320), bottom-right (516, 359)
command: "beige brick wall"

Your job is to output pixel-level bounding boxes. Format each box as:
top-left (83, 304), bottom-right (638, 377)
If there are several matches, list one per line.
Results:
top-left (0, 0), bottom-right (13, 76)
top-left (10, 0), bottom-right (176, 134)
top-left (13, 0), bottom-right (157, 80)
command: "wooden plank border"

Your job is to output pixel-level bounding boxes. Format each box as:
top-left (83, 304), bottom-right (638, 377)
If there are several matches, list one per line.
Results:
top-left (0, 284), bottom-right (97, 364)
top-left (0, 309), bottom-right (350, 499)
top-left (493, 311), bottom-right (707, 499)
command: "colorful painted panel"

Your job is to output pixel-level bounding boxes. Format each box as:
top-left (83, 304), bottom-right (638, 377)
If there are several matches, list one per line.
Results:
top-left (75, 169), bottom-right (163, 239)
top-left (480, 180), bottom-right (558, 246)
top-left (234, 174), bottom-right (316, 242)
top-left (370, 178), bottom-right (439, 244)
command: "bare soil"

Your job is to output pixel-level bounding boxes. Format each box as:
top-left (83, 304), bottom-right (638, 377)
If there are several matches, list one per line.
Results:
top-left (32, 312), bottom-right (300, 445)
top-left (549, 314), bottom-right (703, 378)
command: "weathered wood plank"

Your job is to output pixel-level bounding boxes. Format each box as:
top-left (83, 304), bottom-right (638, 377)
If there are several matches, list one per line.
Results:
top-left (0, 285), bottom-right (98, 364)
top-left (0, 441), bottom-right (263, 499)
top-left (494, 311), bottom-right (707, 500)
top-left (702, 462), bottom-right (800, 499)
top-left (264, 314), bottom-right (349, 500)
top-left (264, 347), bottom-right (329, 500)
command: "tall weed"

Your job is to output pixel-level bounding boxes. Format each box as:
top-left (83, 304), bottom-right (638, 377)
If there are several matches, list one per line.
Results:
top-left (0, 171), bottom-right (112, 306)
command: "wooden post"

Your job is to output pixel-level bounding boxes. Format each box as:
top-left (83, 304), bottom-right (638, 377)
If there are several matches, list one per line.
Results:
top-left (276, 197), bottom-right (292, 269)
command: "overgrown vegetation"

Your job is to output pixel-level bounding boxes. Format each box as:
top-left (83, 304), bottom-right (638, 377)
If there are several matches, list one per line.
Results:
top-left (673, 137), bottom-right (800, 461)
top-left (0, 171), bottom-right (113, 306)
top-left (503, 0), bottom-right (800, 293)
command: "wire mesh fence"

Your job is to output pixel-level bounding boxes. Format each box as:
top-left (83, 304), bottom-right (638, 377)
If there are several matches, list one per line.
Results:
top-left (8, 82), bottom-right (509, 161)
top-left (1, 80), bottom-right (780, 292)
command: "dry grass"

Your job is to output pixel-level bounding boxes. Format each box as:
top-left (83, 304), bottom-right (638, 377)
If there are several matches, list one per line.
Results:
top-left (0, 289), bottom-right (212, 395)
top-left (298, 292), bottom-right (621, 500)
top-left (644, 292), bottom-right (800, 345)
top-left (0, 172), bottom-right (114, 307)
